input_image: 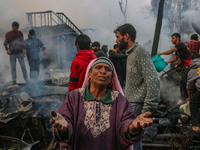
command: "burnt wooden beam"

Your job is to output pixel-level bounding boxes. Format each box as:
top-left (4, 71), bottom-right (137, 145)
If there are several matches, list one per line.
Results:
top-left (151, 0), bottom-right (165, 57)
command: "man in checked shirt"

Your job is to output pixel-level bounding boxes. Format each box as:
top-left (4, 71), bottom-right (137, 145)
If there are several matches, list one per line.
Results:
top-left (186, 34), bottom-right (200, 56)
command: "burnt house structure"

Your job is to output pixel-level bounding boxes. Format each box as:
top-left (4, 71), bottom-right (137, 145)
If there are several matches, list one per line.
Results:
top-left (26, 10), bottom-right (82, 69)
top-left (0, 10), bottom-right (84, 150)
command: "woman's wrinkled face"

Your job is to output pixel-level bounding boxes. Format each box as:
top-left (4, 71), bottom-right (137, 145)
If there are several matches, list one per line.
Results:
top-left (88, 63), bottom-right (112, 86)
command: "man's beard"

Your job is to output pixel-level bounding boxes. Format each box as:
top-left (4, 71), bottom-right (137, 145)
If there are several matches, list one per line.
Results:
top-left (119, 38), bottom-right (128, 51)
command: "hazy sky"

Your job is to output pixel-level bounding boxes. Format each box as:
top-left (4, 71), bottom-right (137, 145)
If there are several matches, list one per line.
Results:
top-left (0, 0), bottom-right (153, 42)
top-left (0, 0), bottom-right (149, 27)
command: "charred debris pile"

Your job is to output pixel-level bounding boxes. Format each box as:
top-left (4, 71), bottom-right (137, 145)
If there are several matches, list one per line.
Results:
top-left (142, 68), bottom-right (200, 150)
top-left (0, 69), bottom-right (69, 149)
top-left (0, 68), bottom-right (200, 149)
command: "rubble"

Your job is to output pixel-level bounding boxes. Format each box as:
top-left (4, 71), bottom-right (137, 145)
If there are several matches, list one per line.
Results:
top-left (142, 69), bottom-right (200, 150)
top-left (0, 68), bottom-right (199, 150)
top-left (0, 69), bottom-right (69, 149)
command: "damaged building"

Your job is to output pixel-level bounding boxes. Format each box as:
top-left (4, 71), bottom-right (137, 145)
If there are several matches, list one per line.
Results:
top-left (0, 10), bottom-right (77, 150)
top-left (26, 10), bottom-right (82, 69)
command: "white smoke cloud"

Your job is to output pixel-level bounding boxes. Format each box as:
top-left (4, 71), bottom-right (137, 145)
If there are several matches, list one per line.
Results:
top-left (0, 0), bottom-right (153, 43)
top-left (0, 0), bottom-right (154, 82)
top-left (2, 0), bottom-right (199, 84)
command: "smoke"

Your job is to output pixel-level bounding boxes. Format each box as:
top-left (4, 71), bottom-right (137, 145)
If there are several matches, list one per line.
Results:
top-left (0, 0), bottom-right (154, 82)
top-left (0, 0), bottom-right (155, 44)
top-left (149, 0), bottom-right (200, 102)
top-left (1, 0), bottom-right (199, 85)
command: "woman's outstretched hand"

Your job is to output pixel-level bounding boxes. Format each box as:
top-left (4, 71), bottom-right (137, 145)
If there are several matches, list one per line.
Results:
top-left (50, 111), bottom-right (68, 133)
top-left (129, 112), bottom-right (154, 135)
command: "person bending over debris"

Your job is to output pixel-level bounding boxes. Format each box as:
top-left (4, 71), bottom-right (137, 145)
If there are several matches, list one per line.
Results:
top-left (158, 33), bottom-right (192, 67)
top-left (158, 33), bottom-right (192, 100)
top-left (50, 57), bottom-right (154, 150)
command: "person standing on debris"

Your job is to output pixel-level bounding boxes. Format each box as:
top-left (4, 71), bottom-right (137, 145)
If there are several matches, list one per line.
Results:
top-left (68, 34), bottom-right (96, 92)
top-left (186, 33), bottom-right (200, 56)
top-left (114, 24), bottom-right (160, 150)
top-left (186, 54), bottom-right (200, 132)
top-left (50, 57), bottom-right (155, 150)
top-left (25, 29), bottom-right (47, 81)
top-left (91, 41), bottom-right (106, 58)
top-left (109, 44), bottom-right (127, 89)
top-left (3, 21), bottom-right (28, 85)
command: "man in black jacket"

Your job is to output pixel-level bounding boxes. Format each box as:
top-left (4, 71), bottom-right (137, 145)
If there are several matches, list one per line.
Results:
top-left (109, 44), bottom-right (127, 88)
top-left (92, 41), bottom-right (106, 58)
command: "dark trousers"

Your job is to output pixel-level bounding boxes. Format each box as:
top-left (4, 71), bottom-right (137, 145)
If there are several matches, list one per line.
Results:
top-left (27, 55), bottom-right (40, 81)
top-left (180, 66), bottom-right (190, 100)
top-left (190, 91), bottom-right (200, 126)
top-left (9, 53), bottom-right (28, 82)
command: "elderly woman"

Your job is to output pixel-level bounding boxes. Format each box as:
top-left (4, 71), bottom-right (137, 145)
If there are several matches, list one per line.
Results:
top-left (50, 57), bottom-right (154, 150)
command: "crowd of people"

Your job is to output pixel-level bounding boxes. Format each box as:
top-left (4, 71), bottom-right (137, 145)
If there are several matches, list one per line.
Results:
top-left (3, 21), bottom-right (200, 149)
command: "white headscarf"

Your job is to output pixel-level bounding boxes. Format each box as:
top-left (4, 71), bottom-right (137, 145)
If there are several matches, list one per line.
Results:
top-left (82, 57), bottom-right (124, 95)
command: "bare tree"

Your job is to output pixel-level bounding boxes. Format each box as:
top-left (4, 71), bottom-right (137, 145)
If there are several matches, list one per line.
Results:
top-left (118, 0), bottom-right (128, 23)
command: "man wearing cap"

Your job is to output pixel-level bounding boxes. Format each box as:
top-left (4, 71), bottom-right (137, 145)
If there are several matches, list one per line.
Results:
top-left (4, 21), bottom-right (28, 85)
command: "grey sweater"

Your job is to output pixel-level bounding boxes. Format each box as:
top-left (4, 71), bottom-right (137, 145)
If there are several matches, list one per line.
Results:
top-left (186, 58), bottom-right (200, 91)
top-left (125, 43), bottom-right (160, 113)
